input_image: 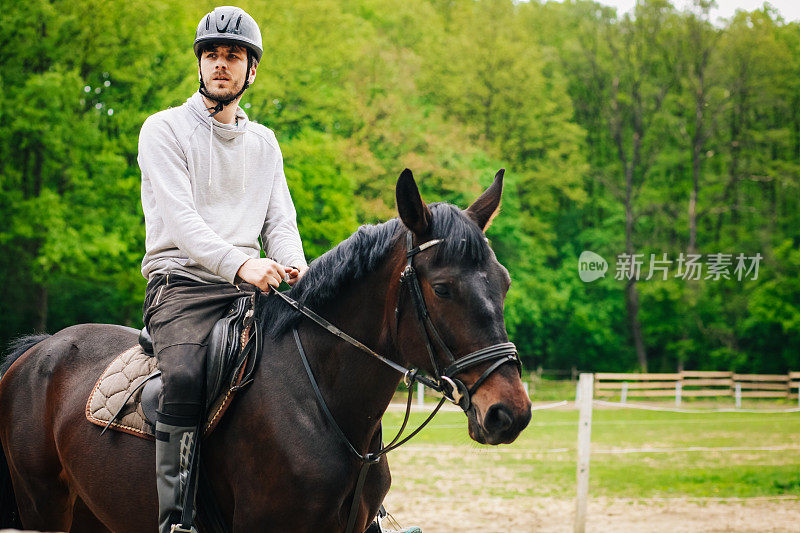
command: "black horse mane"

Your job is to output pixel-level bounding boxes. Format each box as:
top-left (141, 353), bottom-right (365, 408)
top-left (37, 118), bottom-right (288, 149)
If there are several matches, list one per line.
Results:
top-left (258, 203), bottom-right (489, 338)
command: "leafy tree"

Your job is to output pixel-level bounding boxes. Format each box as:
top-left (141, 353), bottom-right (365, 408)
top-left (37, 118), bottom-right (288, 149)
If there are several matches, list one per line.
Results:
top-left (3, 0), bottom-right (800, 376)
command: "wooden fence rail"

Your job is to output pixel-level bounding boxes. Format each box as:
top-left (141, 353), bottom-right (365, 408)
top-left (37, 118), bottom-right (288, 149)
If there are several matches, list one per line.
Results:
top-left (594, 371), bottom-right (800, 406)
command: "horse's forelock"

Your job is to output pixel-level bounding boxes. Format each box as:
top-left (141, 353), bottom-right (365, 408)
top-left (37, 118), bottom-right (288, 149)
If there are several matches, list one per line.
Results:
top-left (426, 203), bottom-right (489, 266)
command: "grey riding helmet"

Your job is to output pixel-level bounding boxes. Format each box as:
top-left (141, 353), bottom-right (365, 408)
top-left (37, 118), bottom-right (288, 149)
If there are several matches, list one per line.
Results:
top-left (194, 6), bottom-right (263, 63)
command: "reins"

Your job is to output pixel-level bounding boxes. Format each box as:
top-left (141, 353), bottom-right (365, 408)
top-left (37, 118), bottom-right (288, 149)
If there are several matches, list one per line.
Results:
top-left (268, 283), bottom-right (442, 392)
top-left (266, 231), bottom-right (521, 533)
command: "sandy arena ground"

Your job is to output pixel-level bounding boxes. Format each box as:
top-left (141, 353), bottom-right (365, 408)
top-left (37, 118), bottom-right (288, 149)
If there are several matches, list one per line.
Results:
top-left (382, 494), bottom-right (800, 532)
top-left (381, 401), bottom-right (800, 532)
top-left (2, 496), bottom-right (797, 532)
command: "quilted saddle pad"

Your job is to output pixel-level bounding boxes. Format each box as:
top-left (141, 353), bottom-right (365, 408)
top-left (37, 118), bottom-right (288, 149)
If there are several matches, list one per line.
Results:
top-left (86, 345), bottom-right (250, 440)
top-left (85, 345), bottom-right (158, 439)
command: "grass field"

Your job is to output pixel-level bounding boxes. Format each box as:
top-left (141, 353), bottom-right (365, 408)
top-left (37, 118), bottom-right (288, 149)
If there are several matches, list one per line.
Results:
top-left (379, 403), bottom-right (800, 532)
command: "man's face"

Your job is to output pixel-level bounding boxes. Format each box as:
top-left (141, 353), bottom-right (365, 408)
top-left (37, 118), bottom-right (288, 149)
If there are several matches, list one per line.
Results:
top-left (199, 44), bottom-right (255, 101)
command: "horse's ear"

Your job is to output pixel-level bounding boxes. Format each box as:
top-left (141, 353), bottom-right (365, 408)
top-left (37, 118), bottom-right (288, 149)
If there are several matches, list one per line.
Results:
top-left (396, 168), bottom-right (432, 236)
top-left (466, 169), bottom-right (504, 232)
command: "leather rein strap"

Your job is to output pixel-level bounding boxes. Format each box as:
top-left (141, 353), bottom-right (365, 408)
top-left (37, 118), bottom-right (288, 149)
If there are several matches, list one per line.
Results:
top-left (270, 285), bottom-right (441, 392)
top-left (269, 231), bottom-right (521, 533)
top-left (293, 328), bottom-right (446, 533)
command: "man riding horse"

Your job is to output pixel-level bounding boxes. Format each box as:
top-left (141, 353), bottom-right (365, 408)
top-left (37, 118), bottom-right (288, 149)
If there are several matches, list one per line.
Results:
top-left (139, 6), bottom-right (418, 532)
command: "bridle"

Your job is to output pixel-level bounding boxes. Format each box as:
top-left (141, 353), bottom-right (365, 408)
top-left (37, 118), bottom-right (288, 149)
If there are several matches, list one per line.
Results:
top-left (394, 232), bottom-right (520, 410)
top-left (271, 231), bottom-right (521, 412)
top-left (268, 230), bottom-right (521, 533)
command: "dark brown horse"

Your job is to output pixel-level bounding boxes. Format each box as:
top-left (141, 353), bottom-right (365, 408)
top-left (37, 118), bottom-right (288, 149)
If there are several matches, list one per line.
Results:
top-left (0, 170), bottom-right (531, 532)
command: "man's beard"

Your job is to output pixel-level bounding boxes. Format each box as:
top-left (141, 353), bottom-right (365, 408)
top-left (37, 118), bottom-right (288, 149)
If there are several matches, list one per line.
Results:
top-left (204, 76), bottom-right (244, 103)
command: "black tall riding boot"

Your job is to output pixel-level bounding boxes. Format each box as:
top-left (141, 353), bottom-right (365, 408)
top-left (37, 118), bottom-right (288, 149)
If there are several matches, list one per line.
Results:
top-left (155, 421), bottom-right (199, 533)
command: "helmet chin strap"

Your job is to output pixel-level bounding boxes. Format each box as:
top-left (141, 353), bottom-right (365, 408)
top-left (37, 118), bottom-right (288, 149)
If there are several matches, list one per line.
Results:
top-left (198, 54), bottom-right (252, 118)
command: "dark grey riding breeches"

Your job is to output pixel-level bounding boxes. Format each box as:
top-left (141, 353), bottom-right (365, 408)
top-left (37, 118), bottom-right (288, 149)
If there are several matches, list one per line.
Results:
top-left (143, 274), bottom-right (255, 427)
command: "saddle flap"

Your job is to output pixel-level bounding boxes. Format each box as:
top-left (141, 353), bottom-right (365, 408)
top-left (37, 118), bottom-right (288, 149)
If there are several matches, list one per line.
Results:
top-left (206, 295), bottom-right (253, 405)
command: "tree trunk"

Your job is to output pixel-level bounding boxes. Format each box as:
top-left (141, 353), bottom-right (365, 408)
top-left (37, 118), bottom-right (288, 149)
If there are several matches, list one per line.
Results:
top-left (689, 85), bottom-right (703, 254)
top-left (626, 280), bottom-right (647, 371)
top-left (687, 2), bottom-right (713, 254)
top-left (689, 150), bottom-right (699, 254)
top-left (716, 84), bottom-right (745, 242)
top-left (624, 159), bottom-right (648, 372)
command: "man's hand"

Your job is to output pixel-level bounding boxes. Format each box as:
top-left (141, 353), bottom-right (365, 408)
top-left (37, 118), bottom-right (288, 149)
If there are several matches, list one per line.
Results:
top-left (285, 265), bottom-right (309, 286)
top-left (236, 258), bottom-right (290, 291)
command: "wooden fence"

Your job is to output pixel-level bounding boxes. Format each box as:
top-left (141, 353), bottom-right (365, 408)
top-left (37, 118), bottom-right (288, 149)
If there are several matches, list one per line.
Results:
top-left (595, 371), bottom-right (800, 406)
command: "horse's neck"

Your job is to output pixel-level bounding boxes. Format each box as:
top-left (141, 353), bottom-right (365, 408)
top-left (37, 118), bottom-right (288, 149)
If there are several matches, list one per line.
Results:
top-left (299, 250), bottom-right (405, 454)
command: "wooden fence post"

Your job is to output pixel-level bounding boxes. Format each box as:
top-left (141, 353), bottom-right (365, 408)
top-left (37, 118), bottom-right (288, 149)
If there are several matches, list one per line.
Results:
top-left (574, 373), bottom-right (594, 533)
top-left (790, 372), bottom-right (800, 406)
top-left (416, 382), bottom-right (424, 406)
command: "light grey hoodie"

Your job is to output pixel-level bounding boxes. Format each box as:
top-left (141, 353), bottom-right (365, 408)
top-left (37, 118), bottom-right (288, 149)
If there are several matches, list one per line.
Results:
top-left (139, 92), bottom-right (307, 284)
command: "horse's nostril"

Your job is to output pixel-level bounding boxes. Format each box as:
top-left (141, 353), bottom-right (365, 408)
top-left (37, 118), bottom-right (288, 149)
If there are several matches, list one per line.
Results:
top-left (484, 404), bottom-right (513, 434)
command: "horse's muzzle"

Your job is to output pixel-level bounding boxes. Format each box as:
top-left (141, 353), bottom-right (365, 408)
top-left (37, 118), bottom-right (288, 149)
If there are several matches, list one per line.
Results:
top-left (468, 400), bottom-right (532, 445)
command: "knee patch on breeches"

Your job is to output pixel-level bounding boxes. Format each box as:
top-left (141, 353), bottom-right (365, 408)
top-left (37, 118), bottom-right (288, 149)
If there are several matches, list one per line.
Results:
top-left (157, 343), bottom-right (207, 426)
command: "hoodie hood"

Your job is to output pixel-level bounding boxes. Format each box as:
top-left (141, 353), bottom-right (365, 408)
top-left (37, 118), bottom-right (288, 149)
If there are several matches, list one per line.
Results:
top-left (187, 91), bottom-right (249, 139)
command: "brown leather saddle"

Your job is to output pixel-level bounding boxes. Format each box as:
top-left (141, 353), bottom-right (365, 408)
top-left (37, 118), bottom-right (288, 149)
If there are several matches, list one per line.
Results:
top-left (86, 295), bottom-right (261, 439)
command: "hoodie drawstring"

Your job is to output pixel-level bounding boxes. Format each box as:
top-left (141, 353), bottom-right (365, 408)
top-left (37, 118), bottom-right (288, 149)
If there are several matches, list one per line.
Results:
top-left (208, 120), bottom-right (214, 188)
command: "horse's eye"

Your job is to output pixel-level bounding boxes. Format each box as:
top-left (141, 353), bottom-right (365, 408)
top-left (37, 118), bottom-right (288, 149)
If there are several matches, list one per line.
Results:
top-left (432, 283), bottom-right (451, 298)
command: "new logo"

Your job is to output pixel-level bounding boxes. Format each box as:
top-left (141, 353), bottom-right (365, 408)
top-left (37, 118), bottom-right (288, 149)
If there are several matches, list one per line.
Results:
top-left (578, 251), bottom-right (607, 283)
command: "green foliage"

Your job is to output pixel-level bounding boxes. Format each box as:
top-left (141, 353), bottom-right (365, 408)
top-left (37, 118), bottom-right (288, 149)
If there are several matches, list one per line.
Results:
top-left (1, 0), bottom-right (798, 374)
top-left (281, 129), bottom-right (359, 258)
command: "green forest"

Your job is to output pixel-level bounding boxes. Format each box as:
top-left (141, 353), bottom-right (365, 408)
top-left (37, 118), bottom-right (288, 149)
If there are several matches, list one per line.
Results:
top-left (2, 0), bottom-right (799, 373)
